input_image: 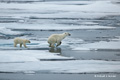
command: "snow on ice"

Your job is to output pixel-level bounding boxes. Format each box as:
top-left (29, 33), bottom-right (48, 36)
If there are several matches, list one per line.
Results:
top-left (0, 60), bottom-right (120, 74)
top-left (0, 27), bottom-right (22, 35)
top-left (0, 50), bottom-right (73, 63)
top-left (71, 39), bottom-right (120, 51)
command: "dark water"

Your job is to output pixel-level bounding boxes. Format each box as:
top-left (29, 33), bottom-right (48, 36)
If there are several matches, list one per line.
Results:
top-left (0, 73), bottom-right (119, 80)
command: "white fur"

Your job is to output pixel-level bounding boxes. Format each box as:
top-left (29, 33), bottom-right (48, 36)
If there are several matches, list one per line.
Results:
top-left (14, 38), bottom-right (30, 48)
top-left (48, 32), bottom-right (71, 47)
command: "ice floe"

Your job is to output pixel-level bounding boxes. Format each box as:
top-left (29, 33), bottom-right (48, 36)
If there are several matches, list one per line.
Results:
top-left (0, 1), bottom-right (120, 19)
top-left (0, 27), bottom-right (22, 35)
top-left (0, 60), bottom-right (120, 74)
top-left (0, 50), bottom-right (73, 63)
top-left (0, 0), bottom-right (119, 32)
top-left (71, 40), bottom-right (120, 51)
top-left (0, 38), bottom-right (119, 73)
top-left (0, 23), bottom-right (115, 30)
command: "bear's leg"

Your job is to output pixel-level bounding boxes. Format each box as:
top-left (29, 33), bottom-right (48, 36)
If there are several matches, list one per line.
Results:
top-left (51, 43), bottom-right (55, 48)
top-left (14, 43), bottom-right (17, 47)
top-left (20, 43), bottom-right (22, 47)
top-left (57, 42), bottom-right (62, 47)
top-left (23, 43), bottom-right (27, 48)
top-left (49, 43), bottom-right (52, 47)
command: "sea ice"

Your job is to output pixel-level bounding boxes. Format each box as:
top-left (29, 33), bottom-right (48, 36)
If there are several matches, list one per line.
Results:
top-left (71, 40), bottom-right (120, 51)
top-left (0, 50), bottom-right (73, 63)
top-left (0, 60), bottom-right (120, 74)
top-left (0, 27), bottom-right (22, 35)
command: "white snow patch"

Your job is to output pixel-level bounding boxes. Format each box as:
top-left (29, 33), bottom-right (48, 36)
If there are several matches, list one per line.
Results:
top-left (78, 1), bottom-right (120, 13)
top-left (0, 27), bottom-right (22, 35)
top-left (0, 23), bottom-right (115, 30)
top-left (44, 1), bottom-right (93, 5)
top-left (0, 50), bottom-right (73, 63)
top-left (0, 60), bottom-right (120, 73)
top-left (0, 1), bottom-right (120, 19)
top-left (72, 41), bottom-right (120, 51)
top-left (110, 36), bottom-right (120, 41)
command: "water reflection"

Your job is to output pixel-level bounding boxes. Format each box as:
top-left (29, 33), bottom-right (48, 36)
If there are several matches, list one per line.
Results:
top-left (49, 47), bottom-right (61, 53)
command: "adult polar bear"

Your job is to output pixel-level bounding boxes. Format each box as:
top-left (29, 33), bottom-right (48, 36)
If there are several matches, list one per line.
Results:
top-left (14, 38), bottom-right (31, 48)
top-left (48, 32), bottom-right (71, 47)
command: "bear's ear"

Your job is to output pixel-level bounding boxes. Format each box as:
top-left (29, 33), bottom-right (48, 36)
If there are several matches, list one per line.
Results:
top-left (64, 32), bottom-right (67, 34)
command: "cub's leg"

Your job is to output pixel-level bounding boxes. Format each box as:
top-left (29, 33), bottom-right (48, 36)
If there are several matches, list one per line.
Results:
top-left (23, 43), bottom-right (27, 48)
top-left (20, 43), bottom-right (22, 47)
top-left (14, 43), bottom-right (17, 47)
top-left (49, 43), bottom-right (52, 47)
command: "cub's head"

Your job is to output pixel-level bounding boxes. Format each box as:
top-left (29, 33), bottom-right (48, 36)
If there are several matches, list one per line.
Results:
top-left (25, 39), bottom-right (31, 43)
top-left (63, 32), bottom-right (71, 36)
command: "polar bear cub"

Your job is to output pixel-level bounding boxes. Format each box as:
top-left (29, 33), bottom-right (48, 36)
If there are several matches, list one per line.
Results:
top-left (14, 37), bottom-right (31, 48)
top-left (48, 32), bottom-right (71, 47)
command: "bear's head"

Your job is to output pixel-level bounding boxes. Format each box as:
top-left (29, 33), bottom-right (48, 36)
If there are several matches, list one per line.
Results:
top-left (25, 40), bottom-right (31, 43)
top-left (63, 32), bottom-right (71, 36)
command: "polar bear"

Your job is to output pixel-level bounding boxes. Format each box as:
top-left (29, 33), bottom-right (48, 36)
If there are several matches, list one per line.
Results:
top-left (14, 37), bottom-right (31, 48)
top-left (48, 32), bottom-right (71, 47)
